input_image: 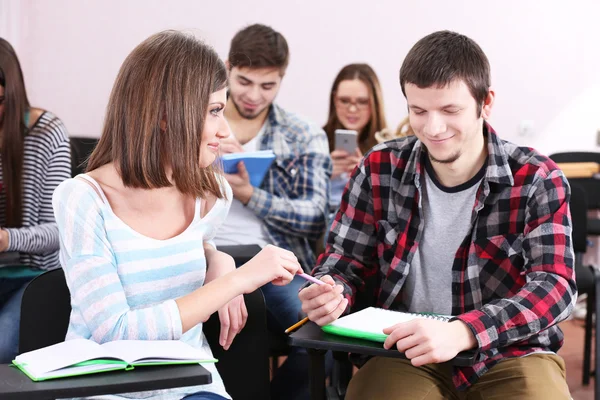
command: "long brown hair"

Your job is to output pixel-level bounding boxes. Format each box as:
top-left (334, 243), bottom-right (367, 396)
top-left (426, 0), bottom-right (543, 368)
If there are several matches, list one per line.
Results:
top-left (87, 31), bottom-right (228, 199)
top-left (0, 38), bottom-right (29, 227)
top-left (323, 63), bottom-right (387, 154)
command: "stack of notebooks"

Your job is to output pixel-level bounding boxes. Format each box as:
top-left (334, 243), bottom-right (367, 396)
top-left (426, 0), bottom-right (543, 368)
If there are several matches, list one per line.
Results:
top-left (322, 307), bottom-right (451, 342)
top-left (12, 339), bottom-right (217, 381)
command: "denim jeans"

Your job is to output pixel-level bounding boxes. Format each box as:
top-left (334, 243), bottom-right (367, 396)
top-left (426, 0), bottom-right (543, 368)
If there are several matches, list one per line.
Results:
top-left (0, 277), bottom-right (33, 363)
top-left (181, 391), bottom-right (228, 400)
top-left (261, 274), bottom-right (316, 400)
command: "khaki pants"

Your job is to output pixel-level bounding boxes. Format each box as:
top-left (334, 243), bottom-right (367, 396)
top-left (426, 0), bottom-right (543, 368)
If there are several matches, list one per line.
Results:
top-left (346, 354), bottom-right (570, 400)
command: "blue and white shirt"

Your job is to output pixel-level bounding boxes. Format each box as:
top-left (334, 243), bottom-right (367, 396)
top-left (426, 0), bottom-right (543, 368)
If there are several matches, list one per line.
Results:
top-left (52, 175), bottom-right (232, 400)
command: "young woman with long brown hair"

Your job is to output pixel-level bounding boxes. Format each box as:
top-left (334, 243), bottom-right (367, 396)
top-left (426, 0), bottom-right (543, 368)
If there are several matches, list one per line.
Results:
top-left (323, 63), bottom-right (387, 213)
top-left (0, 38), bottom-right (71, 363)
top-left (52, 31), bottom-right (301, 400)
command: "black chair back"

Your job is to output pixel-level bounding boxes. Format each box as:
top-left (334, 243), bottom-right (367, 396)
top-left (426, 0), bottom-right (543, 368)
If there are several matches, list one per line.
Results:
top-left (19, 269), bottom-right (271, 400)
top-left (204, 290), bottom-right (271, 400)
top-left (70, 137), bottom-right (99, 177)
top-left (550, 152), bottom-right (600, 210)
top-left (19, 268), bottom-right (71, 353)
top-left (569, 184), bottom-right (594, 294)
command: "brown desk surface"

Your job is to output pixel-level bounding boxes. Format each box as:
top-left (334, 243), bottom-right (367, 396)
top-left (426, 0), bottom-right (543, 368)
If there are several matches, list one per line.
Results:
top-left (556, 162), bottom-right (600, 178)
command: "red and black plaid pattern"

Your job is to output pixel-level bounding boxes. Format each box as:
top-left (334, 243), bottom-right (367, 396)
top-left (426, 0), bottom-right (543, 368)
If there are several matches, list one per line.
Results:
top-left (313, 123), bottom-right (576, 390)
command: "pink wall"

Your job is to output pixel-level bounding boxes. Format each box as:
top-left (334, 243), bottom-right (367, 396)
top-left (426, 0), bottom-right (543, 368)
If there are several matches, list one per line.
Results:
top-left (4, 0), bottom-right (600, 156)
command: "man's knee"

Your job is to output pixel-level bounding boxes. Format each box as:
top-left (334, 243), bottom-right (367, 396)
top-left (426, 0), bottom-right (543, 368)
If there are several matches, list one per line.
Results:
top-left (469, 354), bottom-right (570, 400)
top-left (346, 357), bottom-right (454, 400)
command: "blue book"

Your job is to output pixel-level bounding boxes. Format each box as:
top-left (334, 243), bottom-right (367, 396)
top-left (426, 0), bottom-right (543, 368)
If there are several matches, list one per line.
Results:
top-left (220, 150), bottom-right (276, 187)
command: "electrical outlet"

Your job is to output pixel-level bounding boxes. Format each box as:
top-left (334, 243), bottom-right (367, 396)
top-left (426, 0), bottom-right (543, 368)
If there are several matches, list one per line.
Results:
top-left (596, 129), bottom-right (600, 146)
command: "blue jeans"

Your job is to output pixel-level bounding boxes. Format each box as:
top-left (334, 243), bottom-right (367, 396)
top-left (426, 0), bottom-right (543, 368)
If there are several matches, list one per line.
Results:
top-left (261, 275), bottom-right (315, 400)
top-left (181, 392), bottom-right (228, 400)
top-left (0, 277), bottom-right (33, 363)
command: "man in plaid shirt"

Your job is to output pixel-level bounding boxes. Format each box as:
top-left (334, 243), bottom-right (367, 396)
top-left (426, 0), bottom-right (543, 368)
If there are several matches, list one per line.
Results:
top-left (299, 31), bottom-right (576, 399)
top-left (214, 24), bottom-right (332, 400)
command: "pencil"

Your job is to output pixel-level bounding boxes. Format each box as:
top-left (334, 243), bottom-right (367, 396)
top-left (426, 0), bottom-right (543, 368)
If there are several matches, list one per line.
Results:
top-left (285, 316), bottom-right (309, 334)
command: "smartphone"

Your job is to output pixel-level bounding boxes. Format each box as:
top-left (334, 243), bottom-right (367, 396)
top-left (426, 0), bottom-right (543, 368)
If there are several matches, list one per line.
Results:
top-left (334, 129), bottom-right (358, 154)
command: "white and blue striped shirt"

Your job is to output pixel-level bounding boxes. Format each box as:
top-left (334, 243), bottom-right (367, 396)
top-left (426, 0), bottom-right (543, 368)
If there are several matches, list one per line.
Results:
top-left (52, 175), bottom-right (232, 400)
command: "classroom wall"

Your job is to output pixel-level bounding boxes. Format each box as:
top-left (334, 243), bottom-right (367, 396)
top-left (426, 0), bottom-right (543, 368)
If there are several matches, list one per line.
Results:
top-left (1, 0), bottom-right (599, 156)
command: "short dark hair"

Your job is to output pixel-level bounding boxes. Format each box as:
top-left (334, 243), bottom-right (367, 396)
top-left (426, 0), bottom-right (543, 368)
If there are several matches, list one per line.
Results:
top-left (87, 30), bottom-right (227, 200)
top-left (400, 30), bottom-right (490, 114)
top-left (228, 24), bottom-right (289, 73)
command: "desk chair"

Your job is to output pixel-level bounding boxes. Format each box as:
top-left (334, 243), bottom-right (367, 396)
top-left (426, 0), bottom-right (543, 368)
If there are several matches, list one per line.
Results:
top-left (219, 245), bottom-right (292, 373)
top-left (69, 137), bottom-right (99, 177)
top-left (550, 152), bottom-right (600, 236)
top-left (18, 269), bottom-right (270, 400)
top-left (570, 184), bottom-right (600, 399)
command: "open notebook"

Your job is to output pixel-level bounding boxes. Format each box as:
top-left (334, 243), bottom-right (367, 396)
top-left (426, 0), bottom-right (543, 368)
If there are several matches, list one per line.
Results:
top-left (220, 150), bottom-right (276, 187)
top-left (13, 339), bottom-right (217, 381)
top-left (322, 307), bottom-right (452, 342)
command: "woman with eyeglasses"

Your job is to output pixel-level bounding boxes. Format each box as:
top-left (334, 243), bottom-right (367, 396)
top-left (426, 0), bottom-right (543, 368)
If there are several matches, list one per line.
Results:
top-left (323, 64), bottom-right (387, 214)
top-left (0, 38), bottom-right (71, 363)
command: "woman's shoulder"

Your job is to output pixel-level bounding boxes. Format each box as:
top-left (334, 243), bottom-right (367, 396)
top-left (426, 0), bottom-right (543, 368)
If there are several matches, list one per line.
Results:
top-left (53, 176), bottom-right (105, 212)
top-left (27, 109), bottom-right (69, 146)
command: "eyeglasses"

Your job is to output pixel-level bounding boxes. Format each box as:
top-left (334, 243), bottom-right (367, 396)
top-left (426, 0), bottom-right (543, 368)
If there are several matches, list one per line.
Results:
top-left (334, 96), bottom-right (370, 111)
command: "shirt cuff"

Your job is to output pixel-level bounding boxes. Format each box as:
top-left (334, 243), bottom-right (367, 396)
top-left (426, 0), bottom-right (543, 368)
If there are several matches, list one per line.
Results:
top-left (246, 188), bottom-right (272, 219)
top-left (454, 309), bottom-right (498, 352)
top-left (5, 228), bottom-right (17, 252)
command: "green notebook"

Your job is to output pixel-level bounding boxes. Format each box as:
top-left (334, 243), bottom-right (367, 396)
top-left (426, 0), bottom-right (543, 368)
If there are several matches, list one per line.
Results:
top-left (12, 339), bottom-right (217, 381)
top-left (322, 307), bottom-right (452, 343)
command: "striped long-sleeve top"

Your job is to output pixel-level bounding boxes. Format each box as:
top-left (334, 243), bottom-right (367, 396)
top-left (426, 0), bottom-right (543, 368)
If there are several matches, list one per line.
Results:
top-left (52, 175), bottom-right (232, 400)
top-left (0, 111), bottom-right (71, 270)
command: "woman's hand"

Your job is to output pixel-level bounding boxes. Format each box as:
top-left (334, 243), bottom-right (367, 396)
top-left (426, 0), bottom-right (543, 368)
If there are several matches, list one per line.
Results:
top-left (0, 229), bottom-right (9, 252)
top-left (331, 150), bottom-right (351, 179)
top-left (237, 245), bottom-right (302, 293)
top-left (217, 293), bottom-right (248, 350)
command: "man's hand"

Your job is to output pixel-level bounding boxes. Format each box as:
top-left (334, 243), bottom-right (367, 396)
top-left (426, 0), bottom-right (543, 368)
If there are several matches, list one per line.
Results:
top-left (383, 319), bottom-right (477, 367)
top-left (224, 161), bottom-right (254, 204)
top-left (298, 275), bottom-right (348, 326)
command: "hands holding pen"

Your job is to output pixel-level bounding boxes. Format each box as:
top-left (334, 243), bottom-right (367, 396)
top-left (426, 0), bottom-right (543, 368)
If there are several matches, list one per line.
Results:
top-left (236, 244), bottom-right (303, 293)
top-left (298, 274), bottom-right (348, 326)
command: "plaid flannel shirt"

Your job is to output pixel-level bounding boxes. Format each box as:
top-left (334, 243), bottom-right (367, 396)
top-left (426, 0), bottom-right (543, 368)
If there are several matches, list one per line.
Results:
top-left (313, 123), bottom-right (576, 390)
top-left (246, 104), bottom-right (332, 271)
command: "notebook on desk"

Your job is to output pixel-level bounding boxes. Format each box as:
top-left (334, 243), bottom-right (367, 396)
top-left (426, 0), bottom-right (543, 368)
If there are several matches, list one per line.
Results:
top-left (13, 339), bottom-right (217, 381)
top-left (322, 307), bottom-right (451, 342)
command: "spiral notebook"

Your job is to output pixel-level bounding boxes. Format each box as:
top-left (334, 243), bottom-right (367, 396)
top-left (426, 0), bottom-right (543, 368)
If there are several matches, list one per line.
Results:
top-left (322, 307), bottom-right (451, 343)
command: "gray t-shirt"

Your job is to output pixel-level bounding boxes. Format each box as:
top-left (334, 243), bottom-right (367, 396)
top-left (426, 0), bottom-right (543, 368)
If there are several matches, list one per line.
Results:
top-left (402, 159), bottom-right (485, 315)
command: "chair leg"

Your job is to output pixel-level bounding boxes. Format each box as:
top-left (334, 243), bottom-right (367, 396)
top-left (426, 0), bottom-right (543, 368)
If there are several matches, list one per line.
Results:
top-left (584, 292), bottom-right (594, 385)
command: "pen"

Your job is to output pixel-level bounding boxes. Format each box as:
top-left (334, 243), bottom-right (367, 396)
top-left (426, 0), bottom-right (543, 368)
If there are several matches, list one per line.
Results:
top-left (297, 272), bottom-right (326, 286)
top-left (284, 274), bottom-right (328, 334)
top-left (285, 317), bottom-right (309, 334)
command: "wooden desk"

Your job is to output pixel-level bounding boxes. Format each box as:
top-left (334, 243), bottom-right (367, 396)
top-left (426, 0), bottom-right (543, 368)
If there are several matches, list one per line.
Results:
top-left (556, 162), bottom-right (600, 178)
top-left (0, 363), bottom-right (211, 400)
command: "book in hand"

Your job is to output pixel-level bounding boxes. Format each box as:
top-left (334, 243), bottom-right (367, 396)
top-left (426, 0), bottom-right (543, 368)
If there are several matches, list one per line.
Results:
top-left (220, 150), bottom-right (275, 187)
top-left (322, 307), bottom-right (451, 343)
top-left (12, 339), bottom-right (217, 381)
